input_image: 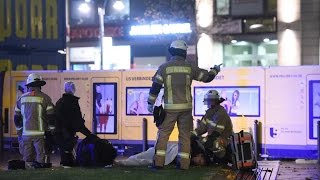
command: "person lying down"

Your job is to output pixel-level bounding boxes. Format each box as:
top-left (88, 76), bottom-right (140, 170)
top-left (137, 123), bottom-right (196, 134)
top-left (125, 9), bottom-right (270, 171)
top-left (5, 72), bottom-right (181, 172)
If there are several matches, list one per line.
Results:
top-left (115, 139), bottom-right (208, 167)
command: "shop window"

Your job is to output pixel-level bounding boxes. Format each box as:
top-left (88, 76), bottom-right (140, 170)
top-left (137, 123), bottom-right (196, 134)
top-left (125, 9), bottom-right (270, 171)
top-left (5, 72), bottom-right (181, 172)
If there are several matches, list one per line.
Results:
top-left (267, 0), bottom-right (277, 15)
top-left (223, 40), bottom-right (277, 67)
top-left (71, 63), bottom-right (94, 70)
top-left (215, 0), bottom-right (230, 16)
top-left (243, 17), bottom-right (277, 33)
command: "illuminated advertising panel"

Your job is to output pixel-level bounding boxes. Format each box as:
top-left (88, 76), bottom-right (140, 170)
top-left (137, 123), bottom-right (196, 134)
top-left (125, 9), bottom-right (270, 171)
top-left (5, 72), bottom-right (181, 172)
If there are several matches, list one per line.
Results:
top-left (194, 86), bottom-right (260, 117)
top-left (93, 83), bottom-right (117, 134)
top-left (126, 87), bottom-right (164, 116)
top-left (309, 80), bottom-right (320, 139)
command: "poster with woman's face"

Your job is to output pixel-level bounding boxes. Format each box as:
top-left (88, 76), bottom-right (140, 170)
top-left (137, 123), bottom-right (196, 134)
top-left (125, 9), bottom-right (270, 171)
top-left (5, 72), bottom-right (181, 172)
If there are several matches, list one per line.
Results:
top-left (93, 83), bottom-right (117, 134)
top-left (194, 86), bottom-right (260, 117)
top-left (126, 87), bottom-right (164, 116)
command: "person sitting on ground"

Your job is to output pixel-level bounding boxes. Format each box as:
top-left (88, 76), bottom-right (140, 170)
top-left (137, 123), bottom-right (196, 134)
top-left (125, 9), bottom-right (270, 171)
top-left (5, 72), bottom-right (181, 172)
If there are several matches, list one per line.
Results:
top-left (191, 90), bottom-right (234, 165)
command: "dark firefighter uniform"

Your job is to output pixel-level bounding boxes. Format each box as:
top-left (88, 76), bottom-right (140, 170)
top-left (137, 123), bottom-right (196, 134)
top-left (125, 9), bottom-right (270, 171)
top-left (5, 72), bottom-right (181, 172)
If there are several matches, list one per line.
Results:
top-left (147, 40), bottom-right (221, 170)
top-left (14, 73), bottom-right (55, 164)
top-left (192, 90), bottom-right (233, 162)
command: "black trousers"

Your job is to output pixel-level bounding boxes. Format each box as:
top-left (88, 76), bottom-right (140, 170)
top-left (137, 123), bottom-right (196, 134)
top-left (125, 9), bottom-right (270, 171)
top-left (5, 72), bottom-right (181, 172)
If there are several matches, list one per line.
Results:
top-left (60, 147), bottom-right (75, 166)
top-left (57, 131), bottom-right (78, 166)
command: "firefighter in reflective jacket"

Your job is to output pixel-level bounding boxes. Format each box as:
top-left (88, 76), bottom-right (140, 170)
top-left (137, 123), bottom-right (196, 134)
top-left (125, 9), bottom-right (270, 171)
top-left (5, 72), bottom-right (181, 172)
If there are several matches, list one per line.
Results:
top-left (191, 90), bottom-right (233, 163)
top-left (14, 73), bottom-right (55, 166)
top-left (147, 40), bottom-right (221, 170)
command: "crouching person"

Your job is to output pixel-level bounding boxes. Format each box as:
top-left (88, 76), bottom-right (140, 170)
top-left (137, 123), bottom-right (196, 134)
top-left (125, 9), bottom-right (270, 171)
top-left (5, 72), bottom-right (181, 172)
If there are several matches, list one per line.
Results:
top-left (191, 90), bottom-right (234, 165)
top-left (55, 81), bottom-right (95, 168)
top-left (14, 73), bottom-right (55, 169)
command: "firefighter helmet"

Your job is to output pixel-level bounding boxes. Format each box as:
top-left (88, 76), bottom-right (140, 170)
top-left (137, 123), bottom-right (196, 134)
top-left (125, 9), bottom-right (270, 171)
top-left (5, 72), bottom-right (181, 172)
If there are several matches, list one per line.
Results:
top-left (203, 90), bottom-right (220, 106)
top-left (25, 73), bottom-right (46, 87)
top-left (170, 40), bottom-right (188, 51)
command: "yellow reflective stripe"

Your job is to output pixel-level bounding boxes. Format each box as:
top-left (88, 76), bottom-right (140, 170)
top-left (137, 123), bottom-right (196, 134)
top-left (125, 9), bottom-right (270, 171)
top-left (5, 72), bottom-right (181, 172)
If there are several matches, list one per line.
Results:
top-left (197, 71), bottom-right (204, 81)
top-left (23, 130), bottom-right (45, 136)
top-left (178, 152), bottom-right (190, 159)
top-left (207, 120), bottom-right (225, 130)
top-left (46, 105), bottom-right (53, 111)
top-left (209, 69), bottom-right (218, 76)
top-left (49, 126), bottom-right (55, 130)
top-left (15, 106), bottom-right (21, 112)
top-left (167, 75), bottom-right (173, 104)
top-left (207, 120), bottom-right (217, 127)
top-left (21, 105), bottom-right (26, 131)
top-left (166, 66), bottom-right (191, 74)
top-left (38, 105), bottom-right (43, 131)
top-left (201, 119), bottom-right (207, 125)
top-left (191, 131), bottom-right (197, 136)
top-left (155, 74), bottom-right (163, 83)
top-left (148, 94), bottom-right (157, 104)
top-left (21, 96), bottom-right (43, 103)
top-left (156, 150), bottom-right (166, 156)
top-left (16, 127), bottom-right (22, 130)
top-left (186, 75), bottom-right (191, 102)
top-left (164, 103), bottom-right (192, 110)
top-left (216, 125), bottom-right (225, 130)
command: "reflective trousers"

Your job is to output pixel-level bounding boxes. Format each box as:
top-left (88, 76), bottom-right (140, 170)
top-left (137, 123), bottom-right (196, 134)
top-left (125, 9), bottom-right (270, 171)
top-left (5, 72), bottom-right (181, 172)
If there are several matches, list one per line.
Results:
top-left (153, 110), bottom-right (193, 169)
top-left (22, 136), bottom-right (46, 163)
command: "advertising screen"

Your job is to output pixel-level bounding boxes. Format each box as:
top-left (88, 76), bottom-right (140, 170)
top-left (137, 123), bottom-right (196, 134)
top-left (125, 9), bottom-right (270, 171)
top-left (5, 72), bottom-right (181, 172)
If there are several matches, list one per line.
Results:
top-left (126, 87), bottom-right (164, 116)
top-left (309, 80), bottom-right (320, 139)
top-left (194, 86), bottom-right (260, 117)
top-left (93, 83), bottom-right (117, 134)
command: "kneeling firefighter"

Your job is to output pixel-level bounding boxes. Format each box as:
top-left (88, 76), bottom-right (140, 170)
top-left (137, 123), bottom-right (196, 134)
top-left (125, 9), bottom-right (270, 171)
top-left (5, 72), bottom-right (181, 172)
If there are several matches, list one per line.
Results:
top-left (191, 90), bottom-right (234, 164)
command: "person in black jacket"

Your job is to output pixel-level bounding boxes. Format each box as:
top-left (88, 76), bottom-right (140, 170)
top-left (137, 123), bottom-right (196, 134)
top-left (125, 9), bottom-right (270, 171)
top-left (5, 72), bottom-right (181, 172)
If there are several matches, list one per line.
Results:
top-left (55, 81), bottom-right (94, 167)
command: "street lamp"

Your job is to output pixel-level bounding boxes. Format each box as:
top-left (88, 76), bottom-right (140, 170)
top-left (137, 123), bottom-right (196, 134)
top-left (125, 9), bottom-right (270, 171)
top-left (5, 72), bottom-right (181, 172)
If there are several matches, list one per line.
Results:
top-left (79, 0), bottom-right (125, 70)
top-left (98, 6), bottom-right (105, 70)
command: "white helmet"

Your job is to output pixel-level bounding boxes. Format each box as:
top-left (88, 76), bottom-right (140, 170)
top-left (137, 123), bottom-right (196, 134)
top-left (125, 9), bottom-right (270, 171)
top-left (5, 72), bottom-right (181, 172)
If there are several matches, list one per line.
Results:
top-left (170, 40), bottom-right (188, 51)
top-left (203, 90), bottom-right (220, 106)
top-left (25, 73), bottom-right (46, 87)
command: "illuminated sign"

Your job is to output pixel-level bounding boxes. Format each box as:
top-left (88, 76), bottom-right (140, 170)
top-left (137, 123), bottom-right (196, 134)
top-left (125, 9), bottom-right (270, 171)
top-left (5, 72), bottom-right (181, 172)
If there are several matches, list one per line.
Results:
top-left (69, 26), bottom-right (124, 41)
top-left (0, 0), bottom-right (58, 41)
top-left (129, 23), bottom-right (192, 36)
top-left (0, 0), bottom-right (65, 50)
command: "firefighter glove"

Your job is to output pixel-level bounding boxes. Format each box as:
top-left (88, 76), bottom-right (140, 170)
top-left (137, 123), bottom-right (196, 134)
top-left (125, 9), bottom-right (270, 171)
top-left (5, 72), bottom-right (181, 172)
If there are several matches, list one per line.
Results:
top-left (147, 103), bottom-right (154, 113)
top-left (212, 64), bottom-right (222, 73)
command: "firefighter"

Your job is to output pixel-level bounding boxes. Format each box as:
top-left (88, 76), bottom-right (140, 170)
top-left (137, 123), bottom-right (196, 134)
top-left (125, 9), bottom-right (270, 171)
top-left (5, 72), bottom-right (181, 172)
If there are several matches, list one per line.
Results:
top-left (55, 81), bottom-right (94, 167)
top-left (191, 90), bottom-right (233, 164)
top-left (14, 73), bottom-right (55, 167)
top-left (147, 40), bottom-right (221, 170)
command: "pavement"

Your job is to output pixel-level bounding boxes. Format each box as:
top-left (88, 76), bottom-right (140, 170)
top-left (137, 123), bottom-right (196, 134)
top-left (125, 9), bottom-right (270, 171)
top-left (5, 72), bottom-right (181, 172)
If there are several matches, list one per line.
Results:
top-left (0, 150), bottom-right (319, 179)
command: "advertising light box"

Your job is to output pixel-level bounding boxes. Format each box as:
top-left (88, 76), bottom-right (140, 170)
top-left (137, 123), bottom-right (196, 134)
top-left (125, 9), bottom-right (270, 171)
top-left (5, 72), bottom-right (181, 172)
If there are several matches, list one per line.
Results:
top-left (194, 86), bottom-right (260, 117)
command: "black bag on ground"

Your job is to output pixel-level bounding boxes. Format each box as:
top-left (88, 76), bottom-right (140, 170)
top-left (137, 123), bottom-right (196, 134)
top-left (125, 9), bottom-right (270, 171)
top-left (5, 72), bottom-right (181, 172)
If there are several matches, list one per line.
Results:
top-left (8, 160), bottom-right (25, 170)
top-left (76, 136), bottom-right (117, 167)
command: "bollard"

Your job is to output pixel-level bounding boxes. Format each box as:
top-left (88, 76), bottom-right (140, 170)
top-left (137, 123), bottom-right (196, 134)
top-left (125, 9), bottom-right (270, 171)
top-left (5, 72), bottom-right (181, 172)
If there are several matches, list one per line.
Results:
top-left (254, 120), bottom-right (259, 161)
top-left (318, 121), bottom-right (320, 164)
top-left (142, 118), bottom-right (148, 152)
